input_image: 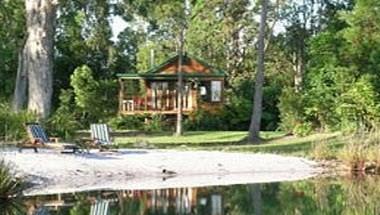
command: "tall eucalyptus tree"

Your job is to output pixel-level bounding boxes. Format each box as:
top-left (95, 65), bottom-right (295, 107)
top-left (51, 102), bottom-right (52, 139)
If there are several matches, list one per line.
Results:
top-left (13, 0), bottom-right (59, 118)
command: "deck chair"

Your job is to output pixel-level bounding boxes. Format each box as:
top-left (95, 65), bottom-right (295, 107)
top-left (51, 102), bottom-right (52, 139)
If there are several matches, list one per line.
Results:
top-left (89, 124), bottom-right (115, 151)
top-left (91, 124), bottom-right (112, 145)
top-left (19, 123), bottom-right (80, 153)
top-left (90, 200), bottom-right (110, 215)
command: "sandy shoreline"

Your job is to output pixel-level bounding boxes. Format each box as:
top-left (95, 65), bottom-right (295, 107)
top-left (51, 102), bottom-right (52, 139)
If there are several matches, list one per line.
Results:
top-left (1, 149), bottom-right (320, 196)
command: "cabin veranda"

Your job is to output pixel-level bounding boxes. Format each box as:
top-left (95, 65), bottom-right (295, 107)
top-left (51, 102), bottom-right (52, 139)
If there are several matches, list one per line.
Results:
top-left (117, 54), bottom-right (225, 115)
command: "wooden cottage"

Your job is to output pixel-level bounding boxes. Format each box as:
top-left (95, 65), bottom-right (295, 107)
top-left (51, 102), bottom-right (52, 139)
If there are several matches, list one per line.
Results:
top-left (117, 54), bottom-right (225, 115)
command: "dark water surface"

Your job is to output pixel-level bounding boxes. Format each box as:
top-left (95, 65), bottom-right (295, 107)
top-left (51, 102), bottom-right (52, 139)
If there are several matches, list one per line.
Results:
top-left (12, 176), bottom-right (380, 214)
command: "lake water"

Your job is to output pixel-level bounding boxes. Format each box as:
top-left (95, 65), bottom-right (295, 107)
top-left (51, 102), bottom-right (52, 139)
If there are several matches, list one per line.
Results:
top-left (12, 175), bottom-right (380, 215)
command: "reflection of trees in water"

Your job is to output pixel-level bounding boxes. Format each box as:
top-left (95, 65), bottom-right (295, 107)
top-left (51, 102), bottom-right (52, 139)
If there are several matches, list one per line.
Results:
top-left (269, 176), bottom-right (380, 215)
top-left (340, 176), bottom-right (380, 214)
top-left (68, 194), bottom-right (90, 215)
top-left (249, 184), bottom-right (262, 215)
top-left (21, 176), bottom-right (380, 215)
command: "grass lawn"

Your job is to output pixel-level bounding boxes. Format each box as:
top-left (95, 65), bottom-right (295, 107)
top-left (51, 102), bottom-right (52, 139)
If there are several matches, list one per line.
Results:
top-left (115, 131), bottom-right (343, 158)
top-left (210, 132), bottom-right (343, 157)
top-left (115, 131), bottom-right (285, 147)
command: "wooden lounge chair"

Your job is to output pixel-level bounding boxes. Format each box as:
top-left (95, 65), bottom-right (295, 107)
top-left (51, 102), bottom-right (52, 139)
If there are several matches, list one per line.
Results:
top-left (86, 123), bottom-right (115, 151)
top-left (18, 122), bottom-right (80, 153)
top-left (90, 199), bottom-right (110, 215)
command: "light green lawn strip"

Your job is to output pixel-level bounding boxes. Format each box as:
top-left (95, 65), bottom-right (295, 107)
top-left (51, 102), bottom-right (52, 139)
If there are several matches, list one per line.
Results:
top-left (115, 131), bottom-right (285, 147)
top-left (115, 131), bottom-right (344, 158)
top-left (202, 132), bottom-right (343, 157)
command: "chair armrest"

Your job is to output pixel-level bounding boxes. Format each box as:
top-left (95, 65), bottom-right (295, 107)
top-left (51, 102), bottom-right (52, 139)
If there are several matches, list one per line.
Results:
top-left (49, 137), bottom-right (60, 143)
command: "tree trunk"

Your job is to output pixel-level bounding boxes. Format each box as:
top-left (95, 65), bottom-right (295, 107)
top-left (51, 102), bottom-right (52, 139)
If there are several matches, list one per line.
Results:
top-left (24, 0), bottom-right (57, 119)
top-left (12, 48), bottom-right (28, 112)
top-left (176, 28), bottom-right (184, 136)
top-left (248, 0), bottom-right (268, 144)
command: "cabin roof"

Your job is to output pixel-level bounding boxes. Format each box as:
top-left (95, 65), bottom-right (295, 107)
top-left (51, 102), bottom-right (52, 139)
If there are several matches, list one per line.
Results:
top-left (117, 53), bottom-right (225, 79)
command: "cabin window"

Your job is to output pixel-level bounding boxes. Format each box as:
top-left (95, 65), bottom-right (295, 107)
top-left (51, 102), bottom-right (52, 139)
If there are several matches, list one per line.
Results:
top-left (211, 81), bottom-right (222, 102)
top-left (200, 86), bottom-right (207, 95)
top-left (199, 81), bottom-right (211, 102)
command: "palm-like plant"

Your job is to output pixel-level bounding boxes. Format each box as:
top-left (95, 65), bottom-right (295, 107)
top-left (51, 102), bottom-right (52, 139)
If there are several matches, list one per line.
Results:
top-left (0, 160), bottom-right (26, 215)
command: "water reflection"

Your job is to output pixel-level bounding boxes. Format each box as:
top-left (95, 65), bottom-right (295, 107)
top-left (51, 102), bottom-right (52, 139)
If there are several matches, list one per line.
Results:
top-left (21, 176), bottom-right (380, 215)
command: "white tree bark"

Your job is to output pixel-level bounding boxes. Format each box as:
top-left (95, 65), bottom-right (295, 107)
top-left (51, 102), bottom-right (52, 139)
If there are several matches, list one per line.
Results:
top-left (24, 0), bottom-right (58, 118)
top-left (176, 27), bottom-right (184, 136)
top-left (248, 0), bottom-right (268, 143)
top-left (12, 47), bottom-right (28, 112)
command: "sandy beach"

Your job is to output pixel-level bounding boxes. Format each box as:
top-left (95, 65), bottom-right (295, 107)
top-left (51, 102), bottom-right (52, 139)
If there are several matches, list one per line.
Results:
top-left (1, 149), bottom-right (319, 196)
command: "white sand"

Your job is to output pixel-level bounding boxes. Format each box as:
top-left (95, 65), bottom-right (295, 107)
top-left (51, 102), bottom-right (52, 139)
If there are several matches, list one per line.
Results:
top-left (0, 149), bottom-right (319, 196)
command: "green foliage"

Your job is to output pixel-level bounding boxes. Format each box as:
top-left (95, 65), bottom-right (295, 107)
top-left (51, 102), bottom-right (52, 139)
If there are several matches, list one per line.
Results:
top-left (223, 95), bottom-right (252, 130)
top-left (136, 41), bottom-right (174, 72)
top-left (47, 89), bottom-right (80, 140)
top-left (277, 88), bottom-right (306, 134)
top-left (108, 115), bottom-right (145, 130)
top-left (71, 65), bottom-right (99, 111)
top-left (277, 0), bottom-right (380, 134)
top-left (69, 194), bottom-right (90, 215)
top-left (0, 160), bottom-right (26, 215)
top-left (337, 128), bottom-right (380, 171)
top-left (0, 103), bottom-right (36, 141)
top-left (70, 65), bottom-right (118, 124)
top-left (336, 75), bottom-right (380, 130)
top-left (311, 138), bottom-right (333, 160)
top-left (185, 109), bottom-right (227, 131)
top-left (144, 114), bottom-right (166, 132)
top-left (0, 0), bottom-right (25, 99)
top-left (293, 123), bottom-right (313, 137)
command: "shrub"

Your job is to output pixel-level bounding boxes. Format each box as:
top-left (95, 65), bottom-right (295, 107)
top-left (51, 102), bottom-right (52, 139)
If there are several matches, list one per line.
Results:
top-left (144, 114), bottom-right (166, 132)
top-left (336, 75), bottom-right (380, 131)
top-left (0, 103), bottom-right (37, 141)
top-left (338, 141), bottom-right (368, 171)
top-left (337, 128), bottom-right (380, 172)
top-left (0, 160), bottom-right (26, 214)
top-left (185, 109), bottom-right (227, 131)
top-left (47, 89), bottom-right (80, 140)
top-left (70, 65), bottom-right (118, 125)
top-left (293, 122), bottom-right (313, 137)
top-left (277, 88), bottom-right (307, 134)
top-left (311, 139), bottom-right (332, 160)
top-left (108, 115), bottom-right (145, 130)
top-left (223, 95), bottom-right (252, 130)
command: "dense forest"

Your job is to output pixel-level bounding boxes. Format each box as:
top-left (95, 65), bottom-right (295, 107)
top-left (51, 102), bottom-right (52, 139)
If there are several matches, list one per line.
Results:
top-left (1, 0), bottom-right (378, 140)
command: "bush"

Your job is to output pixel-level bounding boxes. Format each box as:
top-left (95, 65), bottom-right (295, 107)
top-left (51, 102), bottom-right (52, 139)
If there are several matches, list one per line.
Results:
top-left (185, 109), bottom-right (227, 131)
top-left (144, 114), bottom-right (167, 132)
top-left (0, 160), bottom-right (26, 214)
top-left (338, 141), bottom-right (368, 171)
top-left (311, 138), bottom-right (333, 160)
top-left (0, 103), bottom-right (37, 141)
top-left (337, 128), bottom-right (380, 172)
top-left (70, 65), bottom-right (118, 125)
top-left (336, 75), bottom-right (380, 131)
top-left (223, 95), bottom-right (252, 130)
top-left (108, 115), bottom-right (145, 130)
top-left (277, 87), bottom-right (307, 134)
top-left (293, 122), bottom-right (313, 137)
top-left (47, 90), bottom-right (80, 140)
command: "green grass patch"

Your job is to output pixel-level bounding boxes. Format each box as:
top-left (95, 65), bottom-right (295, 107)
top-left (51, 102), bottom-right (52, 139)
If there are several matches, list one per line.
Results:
top-left (115, 131), bottom-right (285, 148)
top-left (115, 131), bottom-right (344, 158)
top-left (209, 132), bottom-right (343, 157)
